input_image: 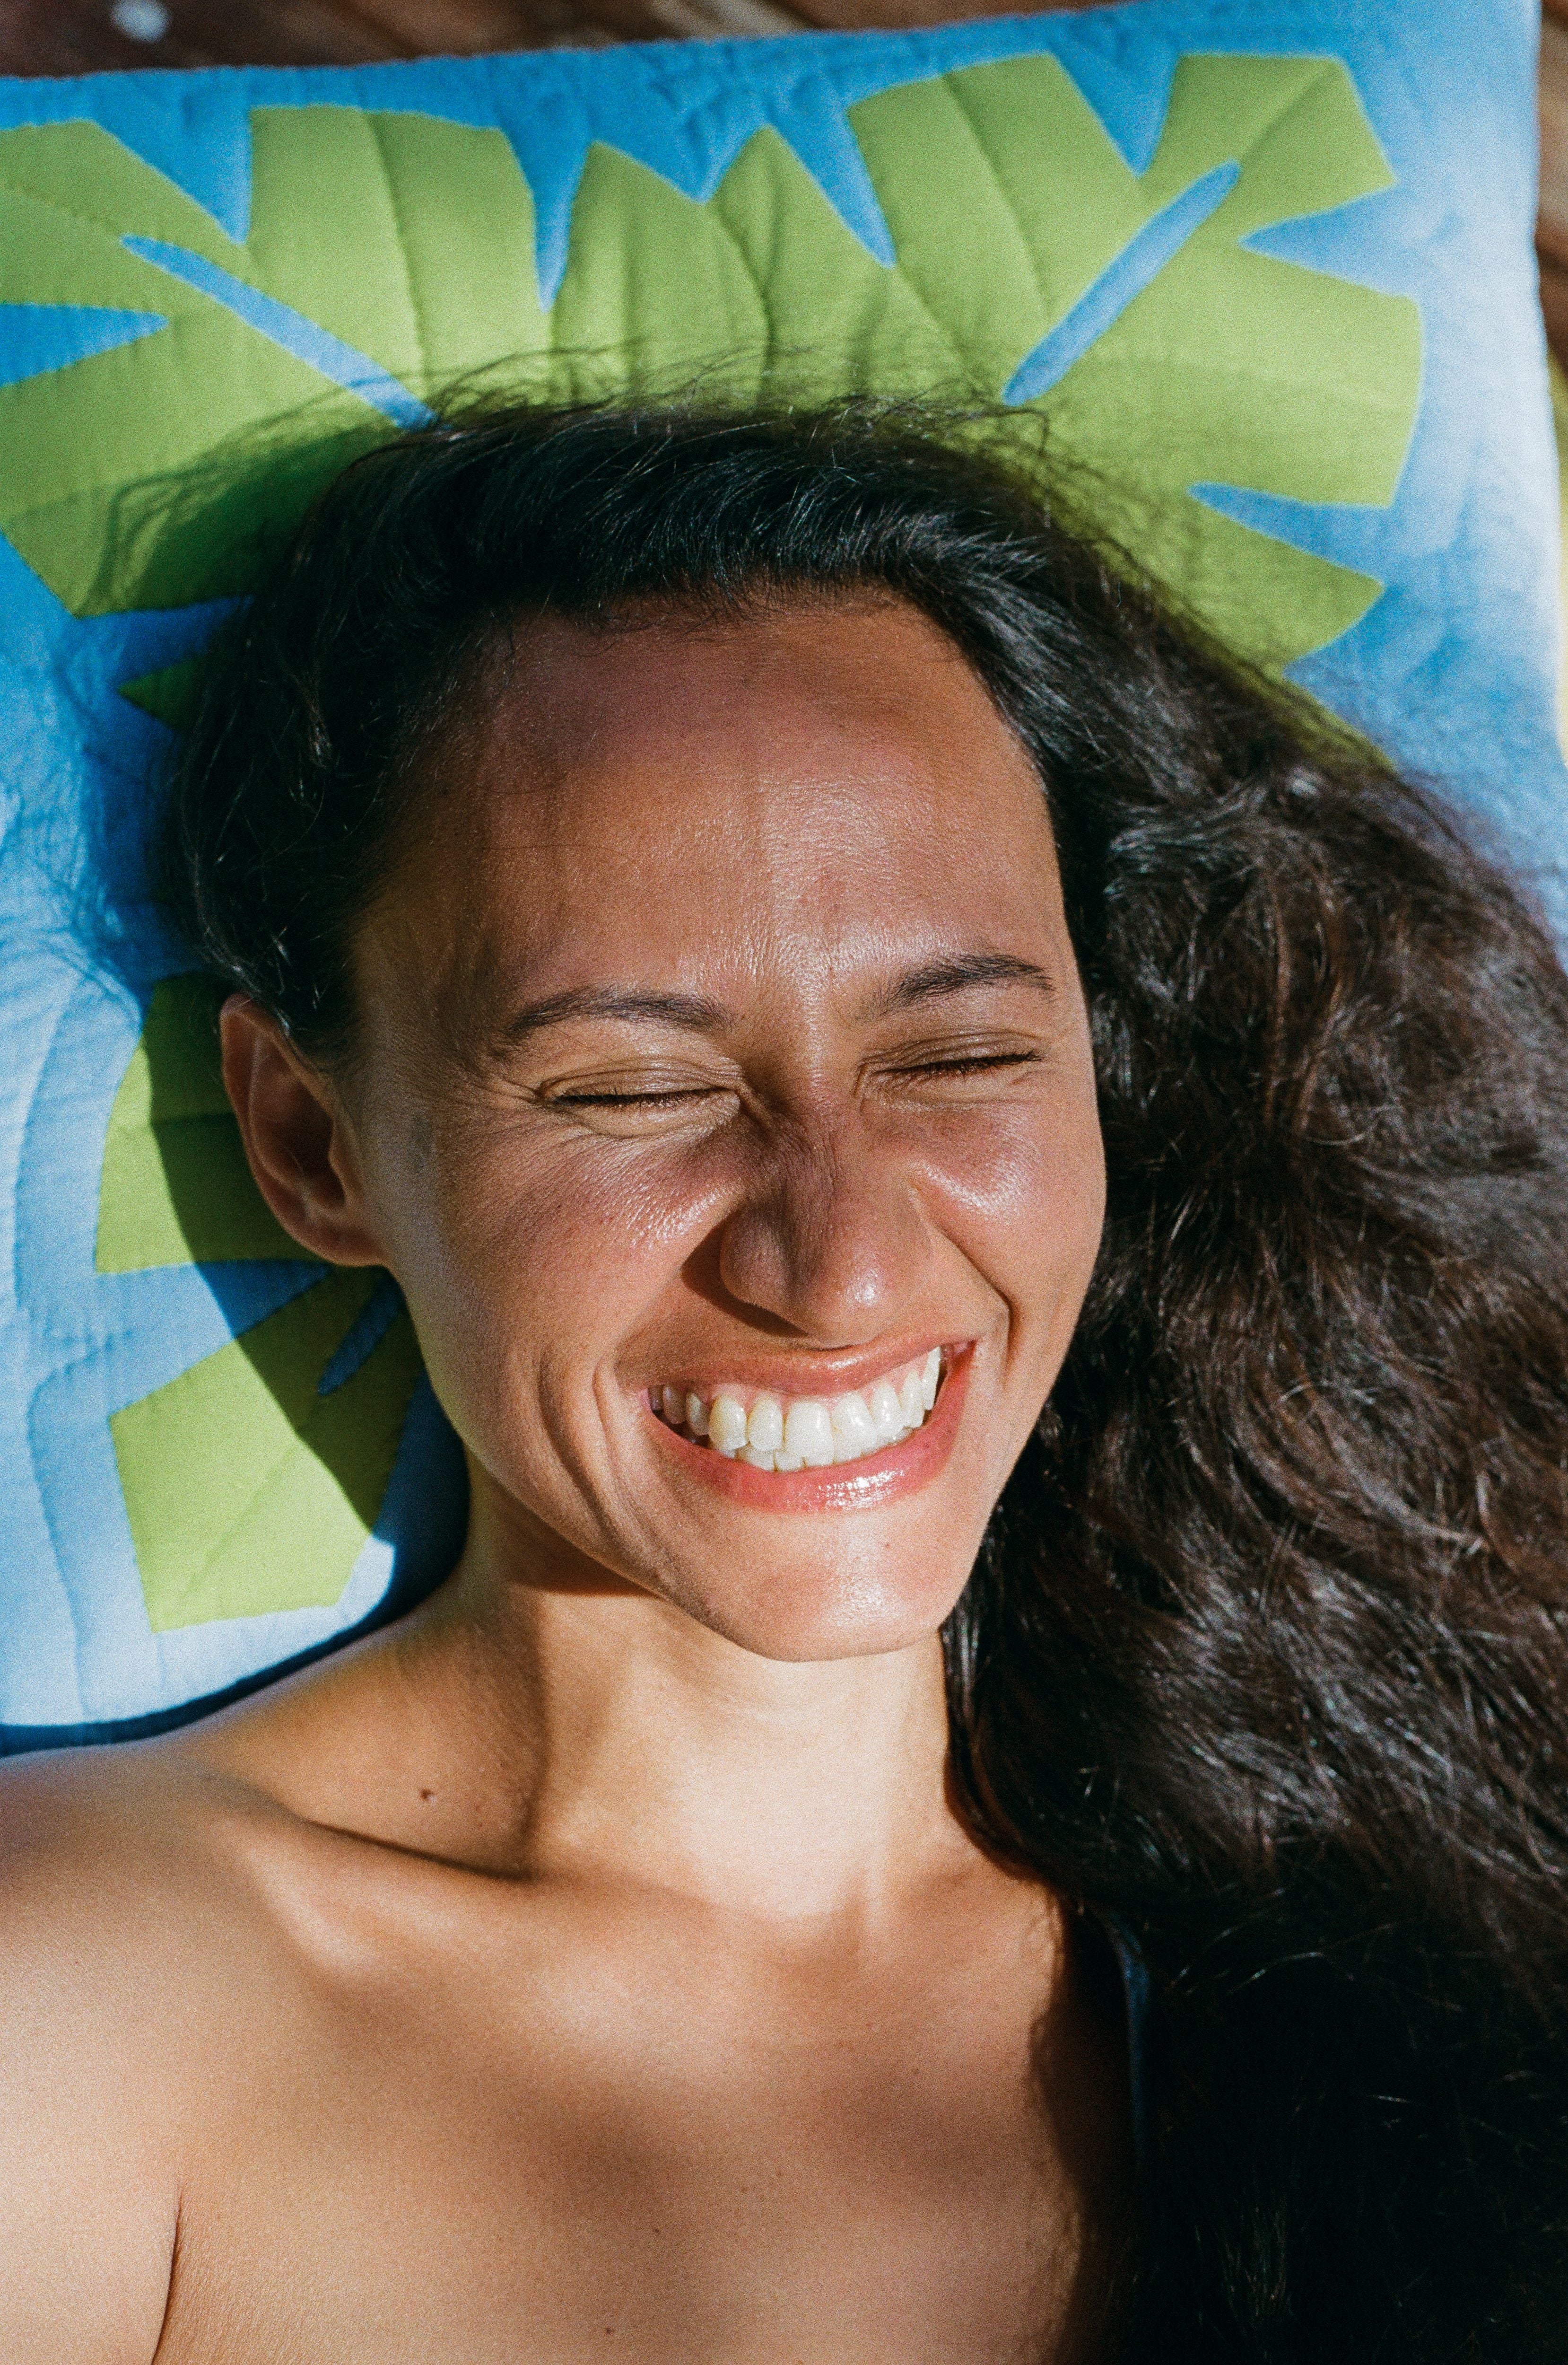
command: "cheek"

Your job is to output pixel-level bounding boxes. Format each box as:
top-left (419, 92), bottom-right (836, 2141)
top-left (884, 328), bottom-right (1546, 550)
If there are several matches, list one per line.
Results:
top-left (375, 1123), bottom-right (718, 1406)
top-left (909, 1093), bottom-right (1106, 1317)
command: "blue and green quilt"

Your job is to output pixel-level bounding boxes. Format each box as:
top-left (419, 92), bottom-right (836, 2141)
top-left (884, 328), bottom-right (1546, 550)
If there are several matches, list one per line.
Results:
top-left (0, 0), bottom-right (1558, 1739)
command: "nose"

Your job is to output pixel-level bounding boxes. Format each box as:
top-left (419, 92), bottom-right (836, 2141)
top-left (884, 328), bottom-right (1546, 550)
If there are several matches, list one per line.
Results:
top-left (714, 1112), bottom-right (934, 1344)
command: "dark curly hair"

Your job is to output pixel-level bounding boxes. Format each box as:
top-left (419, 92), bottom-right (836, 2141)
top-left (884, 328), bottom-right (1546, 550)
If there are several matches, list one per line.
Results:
top-left (164, 401), bottom-right (1568, 2363)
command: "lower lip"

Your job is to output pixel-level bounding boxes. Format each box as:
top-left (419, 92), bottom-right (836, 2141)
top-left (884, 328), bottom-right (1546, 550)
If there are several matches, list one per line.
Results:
top-left (645, 1349), bottom-right (973, 1512)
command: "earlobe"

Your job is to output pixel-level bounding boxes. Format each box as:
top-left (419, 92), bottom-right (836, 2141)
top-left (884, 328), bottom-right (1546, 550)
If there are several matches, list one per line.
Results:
top-left (219, 995), bottom-right (384, 1268)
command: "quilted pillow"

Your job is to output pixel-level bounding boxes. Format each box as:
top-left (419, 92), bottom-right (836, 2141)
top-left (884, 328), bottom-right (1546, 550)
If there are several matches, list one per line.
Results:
top-left (0, 0), bottom-right (1557, 1740)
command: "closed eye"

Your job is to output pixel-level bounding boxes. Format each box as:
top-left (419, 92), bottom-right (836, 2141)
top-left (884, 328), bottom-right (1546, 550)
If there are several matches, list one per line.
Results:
top-left (537, 1077), bottom-right (744, 1138)
top-left (903, 1060), bottom-right (1036, 1078)
top-left (885, 1051), bottom-right (1043, 1080)
top-left (548, 1086), bottom-right (729, 1108)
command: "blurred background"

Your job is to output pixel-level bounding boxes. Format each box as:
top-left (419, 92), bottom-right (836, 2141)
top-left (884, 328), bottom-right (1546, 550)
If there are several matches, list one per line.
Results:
top-left (4, 0), bottom-right (1567, 365)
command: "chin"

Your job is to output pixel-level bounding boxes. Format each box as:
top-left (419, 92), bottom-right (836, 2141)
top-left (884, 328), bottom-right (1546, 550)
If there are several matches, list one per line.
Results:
top-left (672, 1556), bottom-right (969, 1663)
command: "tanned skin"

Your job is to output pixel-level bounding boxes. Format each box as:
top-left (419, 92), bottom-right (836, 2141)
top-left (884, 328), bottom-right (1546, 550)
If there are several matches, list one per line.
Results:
top-left (0, 601), bottom-right (1125, 2364)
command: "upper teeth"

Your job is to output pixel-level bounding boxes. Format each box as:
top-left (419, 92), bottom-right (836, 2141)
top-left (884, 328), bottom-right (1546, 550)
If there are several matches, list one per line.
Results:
top-left (652, 1349), bottom-right (943, 1471)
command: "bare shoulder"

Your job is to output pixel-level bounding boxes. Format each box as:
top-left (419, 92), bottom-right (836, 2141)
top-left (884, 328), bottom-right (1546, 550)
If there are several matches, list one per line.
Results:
top-left (0, 1742), bottom-right (311, 2365)
top-left (0, 1735), bottom-right (330, 2099)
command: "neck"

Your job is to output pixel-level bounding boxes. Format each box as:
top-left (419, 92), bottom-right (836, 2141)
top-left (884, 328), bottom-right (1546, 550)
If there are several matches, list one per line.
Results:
top-left (286, 1473), bottom-right (967, 1926)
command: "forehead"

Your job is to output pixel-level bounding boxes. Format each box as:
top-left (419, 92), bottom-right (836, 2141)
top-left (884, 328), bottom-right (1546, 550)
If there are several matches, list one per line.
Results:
top-left (381, 599), bottom-right (1065, 1022)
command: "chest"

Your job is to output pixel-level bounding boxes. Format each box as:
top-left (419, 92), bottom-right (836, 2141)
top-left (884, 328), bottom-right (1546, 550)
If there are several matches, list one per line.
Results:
top-left (156, 1955), bottom-right (1103, 2365)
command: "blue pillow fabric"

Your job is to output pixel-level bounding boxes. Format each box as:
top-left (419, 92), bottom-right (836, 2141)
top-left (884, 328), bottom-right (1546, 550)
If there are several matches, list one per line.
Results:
top-left (0, 0), bottom-right (1557, 1743)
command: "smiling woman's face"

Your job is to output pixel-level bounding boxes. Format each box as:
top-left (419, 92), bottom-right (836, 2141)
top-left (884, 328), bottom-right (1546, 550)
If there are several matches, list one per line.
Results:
top-left (250, 597), bottom-right (1106, 1660)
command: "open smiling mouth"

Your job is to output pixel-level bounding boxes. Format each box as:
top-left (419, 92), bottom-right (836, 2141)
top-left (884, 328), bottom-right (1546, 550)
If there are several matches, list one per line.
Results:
top-left (647, 1350), bottom-right (947, 1474)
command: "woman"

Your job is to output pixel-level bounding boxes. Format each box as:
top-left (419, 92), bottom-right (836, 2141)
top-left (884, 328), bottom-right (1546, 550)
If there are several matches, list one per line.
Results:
top-left (1, 402), bottom-right (1564, 2363)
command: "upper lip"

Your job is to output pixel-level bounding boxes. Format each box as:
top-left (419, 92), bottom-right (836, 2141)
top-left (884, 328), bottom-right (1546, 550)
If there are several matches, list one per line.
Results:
top-left (636, 1339), bottom-right (963, 1400)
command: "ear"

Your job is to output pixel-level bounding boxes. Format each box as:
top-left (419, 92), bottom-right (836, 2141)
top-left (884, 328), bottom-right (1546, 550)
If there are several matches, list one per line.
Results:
top-left (220, 994), bottom-right (385, 1268)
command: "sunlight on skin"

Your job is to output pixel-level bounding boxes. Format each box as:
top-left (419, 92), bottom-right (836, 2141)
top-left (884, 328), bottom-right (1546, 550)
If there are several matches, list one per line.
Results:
top-left (0, 601), bottom-right (1121, 2365)
top-left (228, 601), bottom-right (1104, 1628)
top-left (213, 599), bottom-right (1106, 1909)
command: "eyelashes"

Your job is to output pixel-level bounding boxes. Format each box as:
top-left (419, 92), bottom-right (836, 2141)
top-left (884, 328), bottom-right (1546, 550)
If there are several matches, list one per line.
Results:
top-left (549, 1087), bottom-right (729, 1109)
top-left (546, 1050), bottom-right (1042, 1112)
top-left (886, 1051), bottom-right (1041, 1081)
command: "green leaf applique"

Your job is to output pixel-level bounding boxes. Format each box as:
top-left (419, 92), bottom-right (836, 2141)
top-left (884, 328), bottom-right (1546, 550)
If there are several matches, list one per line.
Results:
top-left (1, 50), bottom-right (1420, 1629)
top-left (97, 979), bottom-right (422, 1629)
top-left (0, 51), bottom-right (1419, 663)
top-left (111, 1262), bottom-right (423, 1629)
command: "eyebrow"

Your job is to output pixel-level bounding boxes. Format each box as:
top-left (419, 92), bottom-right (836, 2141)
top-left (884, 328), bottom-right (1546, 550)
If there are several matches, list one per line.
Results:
top-left (862, 952), bottom-right (1058, 1017)
top-left (498, 952), bottom-right (1054, 1047)
top-left (500, 984), bottom-right (735, 1046)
